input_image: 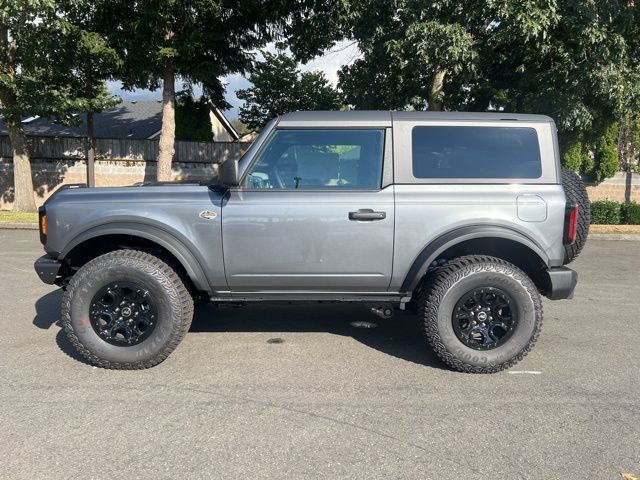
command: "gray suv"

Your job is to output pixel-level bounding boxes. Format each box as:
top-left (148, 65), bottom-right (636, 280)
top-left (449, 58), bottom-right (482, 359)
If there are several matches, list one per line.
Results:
top-left (34, 111), bottom-right (590, 373)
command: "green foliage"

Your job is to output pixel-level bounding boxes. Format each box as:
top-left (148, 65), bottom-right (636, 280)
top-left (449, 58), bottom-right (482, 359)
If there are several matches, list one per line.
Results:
top-left (1, 0), bottom-right (122, 210)
top-left (0, 1), bottom-right (121, 124)
top-left (561, 123), bottom-right (624, 182)
top-left (590, 200), bottom-right (621, 225)
top-left (620, 202), bottom-right (640, 225)
top-left (102, 1), bottom-right (314, 108)
top-left (229, 119), bottom-right (249, 136)
top-left (175, 93), bottom-right (213, 141)
top-left (591, 200), bottom-right (640, 224)
top-left (592, 123), bottom-right (620, 182)
top-left (289, 1), bottom-right (640, 129)
top-left (561, 136), bottom-right (590, 173)
top-left (237, 51), bottom-right (342, 131)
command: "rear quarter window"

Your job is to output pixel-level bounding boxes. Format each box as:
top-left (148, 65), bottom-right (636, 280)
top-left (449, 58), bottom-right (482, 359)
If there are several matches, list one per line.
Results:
top-left (411, 126), bottom-right (542, 179)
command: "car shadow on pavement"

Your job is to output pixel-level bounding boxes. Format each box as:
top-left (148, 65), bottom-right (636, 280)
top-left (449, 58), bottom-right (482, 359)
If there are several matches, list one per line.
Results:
top-left (33, 289), bottom-right (64, 330)
top-left (32, 289), bottom-right (93, 365)
top-left (191, 303), bottom-right (447, 370)
top-left (32, 290), bottom-right (446, 370)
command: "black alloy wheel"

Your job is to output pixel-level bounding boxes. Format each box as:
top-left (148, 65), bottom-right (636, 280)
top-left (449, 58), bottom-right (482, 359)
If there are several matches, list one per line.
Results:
top-left (452, 287), bottom-right (516, 350)
top-left (89, 282), bottom-right (158, 346)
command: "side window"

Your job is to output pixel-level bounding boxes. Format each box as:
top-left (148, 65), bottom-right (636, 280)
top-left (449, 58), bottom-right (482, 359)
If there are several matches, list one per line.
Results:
top-left (411, 126), bottom-right (542, 179)
top-left (245, 129), bottom-right (385, 190)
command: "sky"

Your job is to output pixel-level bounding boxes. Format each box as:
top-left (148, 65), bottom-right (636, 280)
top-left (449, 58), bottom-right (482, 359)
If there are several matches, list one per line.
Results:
top-left (107, 41), bottom-right (361, 120)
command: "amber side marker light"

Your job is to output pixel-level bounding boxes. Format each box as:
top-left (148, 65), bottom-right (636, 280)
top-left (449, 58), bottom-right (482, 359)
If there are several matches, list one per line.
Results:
top-left (38, 206), bottom-right (47, 244)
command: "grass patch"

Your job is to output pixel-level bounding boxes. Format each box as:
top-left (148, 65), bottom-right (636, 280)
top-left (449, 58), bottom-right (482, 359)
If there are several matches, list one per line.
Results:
top-left (0, 211), bottom-right (39, 223)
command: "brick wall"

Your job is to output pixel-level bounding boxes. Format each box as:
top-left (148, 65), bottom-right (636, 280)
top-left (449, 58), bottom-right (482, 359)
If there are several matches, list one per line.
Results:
top-left (585, 172), bottom-right (640, 202)
top-left (0, 158), bottom-right (226, 210)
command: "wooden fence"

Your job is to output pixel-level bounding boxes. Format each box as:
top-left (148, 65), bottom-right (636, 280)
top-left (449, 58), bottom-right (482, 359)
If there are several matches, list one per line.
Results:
top-left (0, 135), bottom-right (250, 164)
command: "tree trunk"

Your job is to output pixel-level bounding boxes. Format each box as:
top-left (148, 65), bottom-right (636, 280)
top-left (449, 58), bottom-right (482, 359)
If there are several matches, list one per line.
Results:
top-left (427, 68), bottom-right (447, 111)
top-left (0, 25), bottom-right (36, 211)
top-left (157, 58), bottom-right (176, 182)
top-left (84, 71), bottom-right (96, 188)
top-left (85, 111), bottom-right (96, 187)
top-left (618, 118), bottom-right (635, 202)
top-left (7, 115), bottom-right (36, 212)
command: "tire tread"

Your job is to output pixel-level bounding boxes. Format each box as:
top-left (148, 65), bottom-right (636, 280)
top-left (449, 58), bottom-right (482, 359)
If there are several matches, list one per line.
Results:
top-left (420, 255), bottom-right (543, 374)
top-left (61, 249), bottom-right (194, 370)
top-left (562, 169), bottom-right (590, 264)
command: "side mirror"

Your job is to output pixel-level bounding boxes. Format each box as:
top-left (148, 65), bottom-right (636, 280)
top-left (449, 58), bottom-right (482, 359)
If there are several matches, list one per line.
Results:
top-left (220, 159), bottom-right (240, 186)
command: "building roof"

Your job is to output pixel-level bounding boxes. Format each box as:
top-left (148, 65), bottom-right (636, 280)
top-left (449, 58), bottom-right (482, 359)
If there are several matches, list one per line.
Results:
top-left (0, 100), bottom-right (241, 141)
top-left (209, 102), bottom-right (240, 141)
top-left (0, 100), bottom-right (163, 139)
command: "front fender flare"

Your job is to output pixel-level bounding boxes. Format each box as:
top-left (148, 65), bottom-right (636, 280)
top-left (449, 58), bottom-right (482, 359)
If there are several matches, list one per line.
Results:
top-left (59, 222), bottom-right (210, 291)
top-left (400, 225), bottom-right (550, 293)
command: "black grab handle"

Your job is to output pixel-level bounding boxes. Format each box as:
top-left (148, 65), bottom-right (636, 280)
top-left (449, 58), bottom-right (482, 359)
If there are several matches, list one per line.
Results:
top-left (348, 209), bottom-right (386, 221)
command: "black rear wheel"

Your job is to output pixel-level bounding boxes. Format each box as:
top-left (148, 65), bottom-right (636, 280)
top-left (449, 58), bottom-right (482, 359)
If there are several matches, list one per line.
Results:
top-left (420, 255), bottom-right (542, 373)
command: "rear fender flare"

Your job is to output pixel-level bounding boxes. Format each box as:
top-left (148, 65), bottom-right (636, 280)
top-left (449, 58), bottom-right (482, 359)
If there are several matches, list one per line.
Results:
top-left (400, 225), bottom-right (549, 293)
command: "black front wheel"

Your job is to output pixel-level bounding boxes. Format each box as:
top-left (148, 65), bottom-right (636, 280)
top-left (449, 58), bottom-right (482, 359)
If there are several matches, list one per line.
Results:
top-left (420, 255), bottom-right (542, 373)
top-left (62, 250), bottom-right (194, 369)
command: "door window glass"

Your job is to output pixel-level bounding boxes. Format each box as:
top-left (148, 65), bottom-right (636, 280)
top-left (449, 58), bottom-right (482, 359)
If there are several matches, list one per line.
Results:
top-left (246, 129), bottom-right (385, 190)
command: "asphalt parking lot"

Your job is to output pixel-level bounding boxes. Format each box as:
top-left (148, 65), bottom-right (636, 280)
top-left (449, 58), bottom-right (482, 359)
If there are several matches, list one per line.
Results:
top-left (0, 229), bottom-right (638, 479)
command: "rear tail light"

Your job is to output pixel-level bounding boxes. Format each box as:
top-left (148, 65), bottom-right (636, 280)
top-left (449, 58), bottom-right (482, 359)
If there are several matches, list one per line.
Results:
top-left (38, 206), bottom-right (47, 245)
top-left (564, 203), bottom-right (579, 245)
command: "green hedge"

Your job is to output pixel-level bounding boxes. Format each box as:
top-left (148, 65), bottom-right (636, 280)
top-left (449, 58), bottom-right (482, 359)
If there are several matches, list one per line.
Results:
top-left (590, 200), bottom-right (640, 224)
top-left (620, 202), bottom-right (640, 225)
top-left (591, 200), bottom-right (621, 224)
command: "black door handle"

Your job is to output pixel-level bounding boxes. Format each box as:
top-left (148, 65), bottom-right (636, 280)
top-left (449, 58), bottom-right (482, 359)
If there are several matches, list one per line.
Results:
top-left (349, 209), bottom-right (386, 221)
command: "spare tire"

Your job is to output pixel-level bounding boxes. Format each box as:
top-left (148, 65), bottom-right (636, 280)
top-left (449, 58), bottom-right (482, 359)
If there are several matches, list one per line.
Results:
top-left (561, 169), bottom-right (590, 264)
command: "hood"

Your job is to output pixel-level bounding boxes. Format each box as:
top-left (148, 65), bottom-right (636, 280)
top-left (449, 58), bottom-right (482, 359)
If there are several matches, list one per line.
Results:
top-left (45, 182), bottom-right (227, 207)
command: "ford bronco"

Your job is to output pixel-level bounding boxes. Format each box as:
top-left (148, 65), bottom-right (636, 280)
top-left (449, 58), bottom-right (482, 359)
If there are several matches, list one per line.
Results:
top-left (34, 111), bottom-right (590, 372)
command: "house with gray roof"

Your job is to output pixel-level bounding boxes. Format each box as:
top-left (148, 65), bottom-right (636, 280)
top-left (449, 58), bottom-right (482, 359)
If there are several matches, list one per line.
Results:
top-left (0, 100), bottom-right (239, 141)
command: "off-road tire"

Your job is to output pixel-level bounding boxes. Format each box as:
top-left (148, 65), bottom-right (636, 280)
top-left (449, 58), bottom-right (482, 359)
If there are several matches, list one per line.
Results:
top-left (62, 249), bottom-right (194, 369)
top-left (561, 169), bottom-right (590, 264)
top-left (420, 255), bottom-right (543, 373)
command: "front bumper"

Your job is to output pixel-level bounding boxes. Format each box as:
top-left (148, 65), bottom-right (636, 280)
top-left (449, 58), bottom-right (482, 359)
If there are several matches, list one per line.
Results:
top-left (545, 266), bottom-right (578, 300)
top-left (34, 255), bottom-right (62, 284)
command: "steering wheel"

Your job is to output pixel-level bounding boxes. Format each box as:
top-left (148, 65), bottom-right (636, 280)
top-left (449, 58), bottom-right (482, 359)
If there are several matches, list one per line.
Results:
top-left (248, 173), bottom-right (268, 189)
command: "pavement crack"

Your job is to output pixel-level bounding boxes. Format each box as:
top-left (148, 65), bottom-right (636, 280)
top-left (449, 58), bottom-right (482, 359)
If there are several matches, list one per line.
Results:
top-left (174, 384), bottom-right (485, 475)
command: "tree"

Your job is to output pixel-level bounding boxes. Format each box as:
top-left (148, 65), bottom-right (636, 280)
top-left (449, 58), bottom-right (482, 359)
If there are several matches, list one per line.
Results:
top-left (175, 92), bottom-right (213, 141)
top-left (56, 0), bottom-right (122, 187)
top-left (479, 2), bottom-right (640, 138)
top-left (0, 0), bottom-right (117, 211)
top-left (288, 1), bottom-right (640, 141)
top-left (1, 1), bottom-right (56, 212)
top-left (236, 51), bottom-right (342, 131)
top-left (229, 118), bottom-right (249, 137)
top-left (287, 1), bottom-right (486, 111)
top-left (104, 1), bottom-right (315, 181)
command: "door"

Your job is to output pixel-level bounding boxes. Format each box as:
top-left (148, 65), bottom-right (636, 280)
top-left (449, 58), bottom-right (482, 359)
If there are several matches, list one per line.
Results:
top-left (222, 128), bottom-right (394, 292)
